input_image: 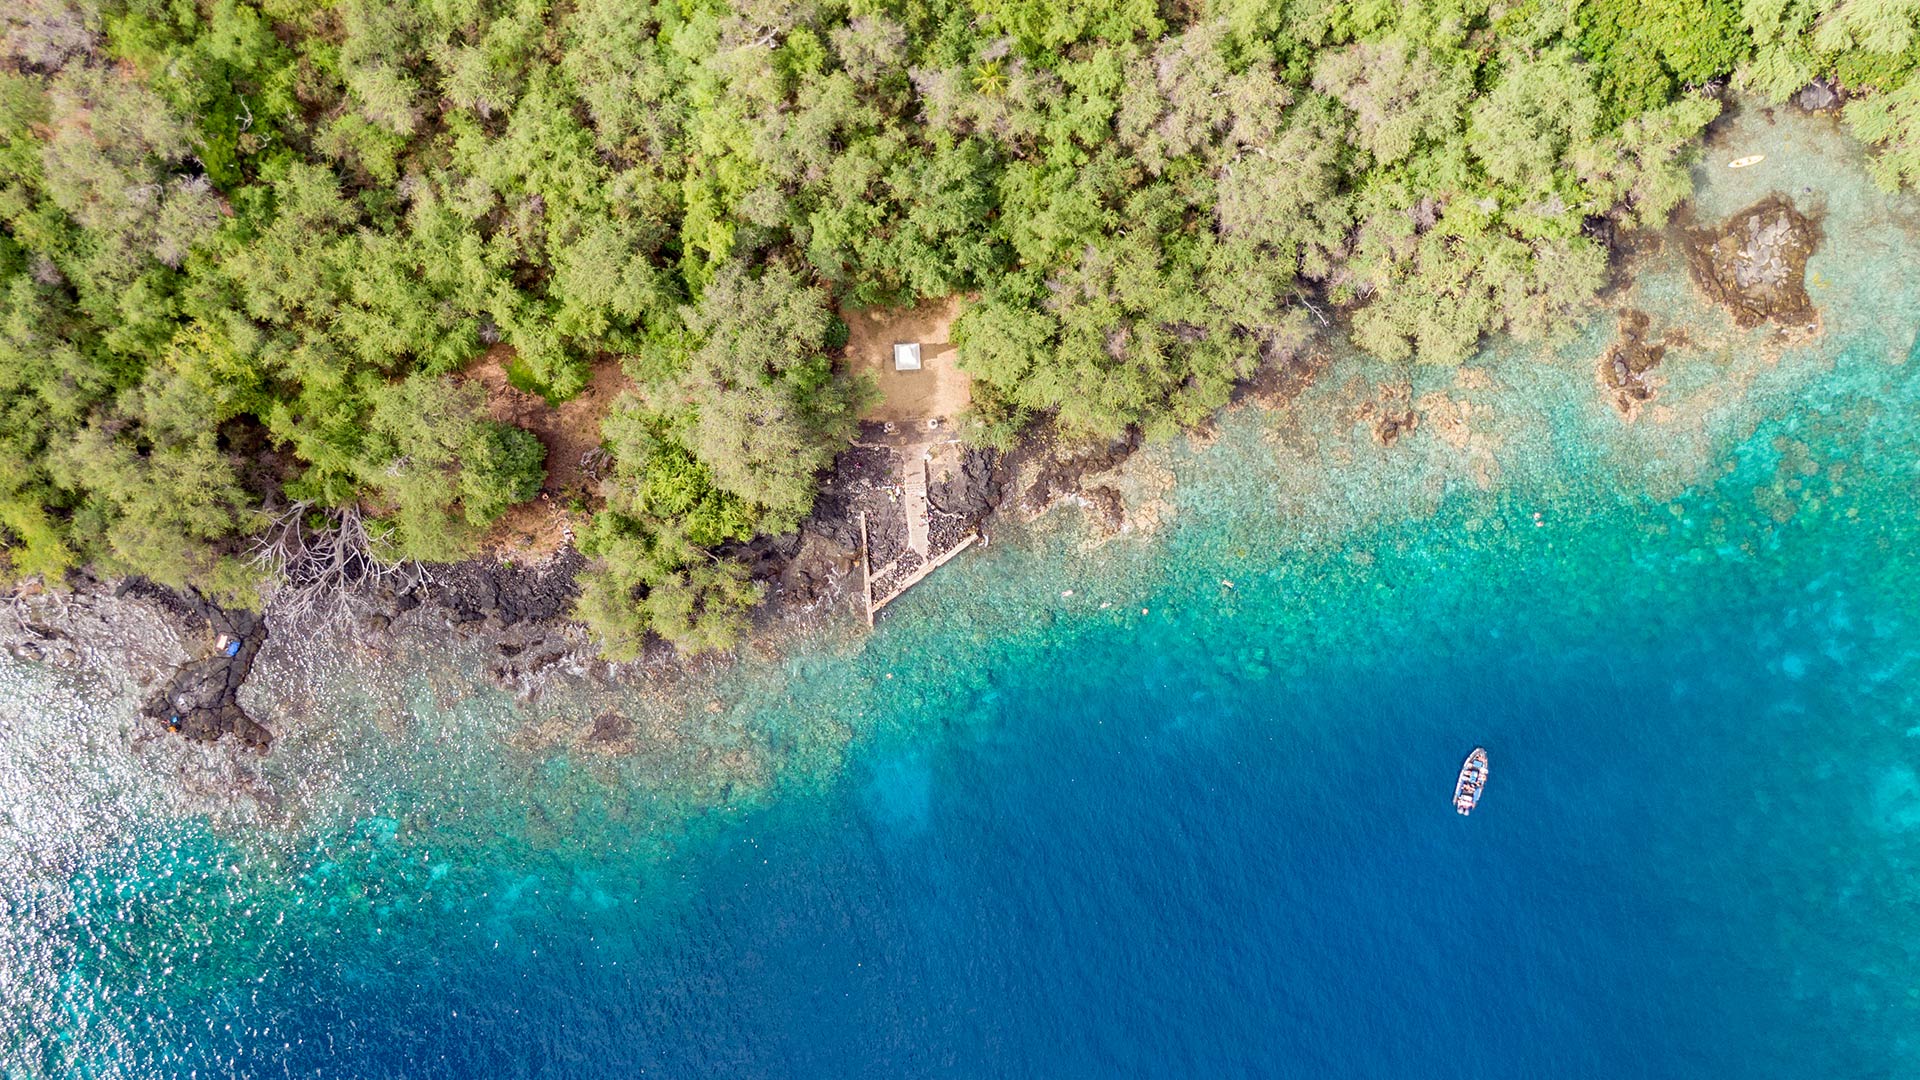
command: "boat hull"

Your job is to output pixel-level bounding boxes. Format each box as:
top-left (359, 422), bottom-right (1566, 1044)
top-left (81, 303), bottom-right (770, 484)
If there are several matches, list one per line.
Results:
top-left (1454, 748), bottom-right (1489, 815)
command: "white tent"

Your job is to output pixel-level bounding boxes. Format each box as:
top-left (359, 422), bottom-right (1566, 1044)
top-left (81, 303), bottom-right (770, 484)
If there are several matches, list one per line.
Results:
top-left (892, 342), bottom-right (922, 371)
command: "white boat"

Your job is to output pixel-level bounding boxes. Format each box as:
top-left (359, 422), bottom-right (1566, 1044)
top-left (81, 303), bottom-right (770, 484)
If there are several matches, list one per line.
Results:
top-left (1454, 748), bottom-right (1489, 815)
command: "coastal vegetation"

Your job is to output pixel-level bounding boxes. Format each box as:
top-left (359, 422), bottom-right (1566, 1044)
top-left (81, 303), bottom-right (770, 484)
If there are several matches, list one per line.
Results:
top-left (2, 0), bottom-right (1918, 652)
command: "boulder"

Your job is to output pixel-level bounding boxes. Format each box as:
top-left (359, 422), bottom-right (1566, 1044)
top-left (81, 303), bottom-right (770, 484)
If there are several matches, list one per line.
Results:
top-left (1794, 79), bottom-right (1839, 111)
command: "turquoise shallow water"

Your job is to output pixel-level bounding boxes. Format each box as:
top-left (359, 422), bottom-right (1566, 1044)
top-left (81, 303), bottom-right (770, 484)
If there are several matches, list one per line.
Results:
top-left (5, 107), bottom-right (1920, 1077)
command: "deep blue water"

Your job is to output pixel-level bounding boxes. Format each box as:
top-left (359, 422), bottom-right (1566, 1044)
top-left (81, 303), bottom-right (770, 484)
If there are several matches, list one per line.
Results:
top-left (15, 352), bottom-right (1920, 1078)
top-left (69, 458), bottom-right (1916, 1078)
top-left (17, 365), bottom-right (1920, 1079)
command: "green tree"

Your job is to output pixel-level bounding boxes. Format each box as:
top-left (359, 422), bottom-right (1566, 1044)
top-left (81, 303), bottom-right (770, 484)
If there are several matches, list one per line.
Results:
top-left (966, 0), bottom-right (1162, 50)
top-left (1847, 79), bottom-right (1920, 188)
top-left (47, 416), bottom-right (254, 591)
top-left (4, 0), bottom-right (1916, 655)
top-left (1468, 50), bottom-right (1601, 198)
top-left (638, 261), bottom-right (862, 530)
top-left (1312, 40), bottom-right (1471, 167)
top-left (360, 374), bottom-right (542, 559)
top-left (1577, 0), bottom-right (1746, 123)
top-left (460, 421), bottom-right (546, 525)
top-left (573, 513), bottom-right (760, 658)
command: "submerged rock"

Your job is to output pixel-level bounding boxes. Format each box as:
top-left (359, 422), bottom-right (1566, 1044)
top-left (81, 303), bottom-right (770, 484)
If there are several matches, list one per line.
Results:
top-left (588, 710), bottom-right (633, 745)
top-left (485, 625), bottom-right (581, 700)
top-left (1078, 485), bottom-right (1126, 534)
top-left (1682, 196), bottom-right (1820, 331)
top-left (1357, 381), bottom-right (1418, 447)
top-left (1598, 308), bottom-right (1681, 420)
top-left (1015, 429), bottom-right (1142, 516)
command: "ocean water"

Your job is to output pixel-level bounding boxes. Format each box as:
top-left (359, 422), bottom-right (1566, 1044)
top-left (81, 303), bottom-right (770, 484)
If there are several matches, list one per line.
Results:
top-left (5, 107), bottom-right (1920, 1078)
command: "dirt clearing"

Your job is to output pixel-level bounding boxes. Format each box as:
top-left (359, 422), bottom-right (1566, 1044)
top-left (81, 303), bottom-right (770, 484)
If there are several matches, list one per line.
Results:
top-left (842, 295), bottom-right (970, 427)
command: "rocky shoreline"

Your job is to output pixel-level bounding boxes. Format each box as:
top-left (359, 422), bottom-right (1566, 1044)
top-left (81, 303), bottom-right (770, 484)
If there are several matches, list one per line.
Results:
top-left (0, 386), bottom-right (1199, 755)
top-left (136, 592), bottom-right (271, 750)
top-left (1, 101), bottom-right (1838, 755)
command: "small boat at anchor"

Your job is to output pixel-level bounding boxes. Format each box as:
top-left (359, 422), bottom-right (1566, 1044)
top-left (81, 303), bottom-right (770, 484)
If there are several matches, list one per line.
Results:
top-left (1454, 748), bottom-right (1489, 815)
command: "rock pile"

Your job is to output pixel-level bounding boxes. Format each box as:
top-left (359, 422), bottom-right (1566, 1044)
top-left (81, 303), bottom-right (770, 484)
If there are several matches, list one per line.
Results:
top-left (1682, 196), bottom-right (1819, 330)
top-left (928, 448), bottom-right (1003, 551)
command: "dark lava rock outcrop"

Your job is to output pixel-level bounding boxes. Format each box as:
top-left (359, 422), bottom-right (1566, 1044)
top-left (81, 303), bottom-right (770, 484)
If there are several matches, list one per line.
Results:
top-left (809, 442), bottom-right (907, 569)
top-left (1017, 430), bottom-right (1142, 514)
top-left (1683, 196), bottom-right (1820, 330)
top-left (137, 591), bottom-right (271, 752)
top-left (419, 547), bottom-right (584, 629)
top-left (928, 447), bottom-right (1004, 551)
top-left (1794, 79), bottom-right (1840, 111)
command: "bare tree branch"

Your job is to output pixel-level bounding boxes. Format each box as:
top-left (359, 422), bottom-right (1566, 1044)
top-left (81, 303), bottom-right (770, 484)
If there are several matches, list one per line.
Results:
top-left (1293, 292), bottom-right (1331, 328)
top-left (248, 503), bottom-right (429, 630)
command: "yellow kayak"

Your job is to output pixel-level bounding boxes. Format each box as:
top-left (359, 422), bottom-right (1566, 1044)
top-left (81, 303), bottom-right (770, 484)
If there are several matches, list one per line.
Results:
top-left (1728, 155), bottom-right (1765, 169)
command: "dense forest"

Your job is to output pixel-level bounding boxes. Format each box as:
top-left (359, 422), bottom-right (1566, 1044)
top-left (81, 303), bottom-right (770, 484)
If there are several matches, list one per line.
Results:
top-left (2, 0), bottom-right (1918, 653)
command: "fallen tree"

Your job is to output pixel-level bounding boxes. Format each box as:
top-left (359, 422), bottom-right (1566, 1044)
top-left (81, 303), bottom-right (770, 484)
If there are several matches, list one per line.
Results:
top-left (247, 503), bottom-right (429, 629)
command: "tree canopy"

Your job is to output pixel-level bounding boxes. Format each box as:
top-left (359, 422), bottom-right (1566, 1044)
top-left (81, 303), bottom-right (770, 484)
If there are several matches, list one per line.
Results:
top-left (3, 0), bottom-right (1916, 652)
